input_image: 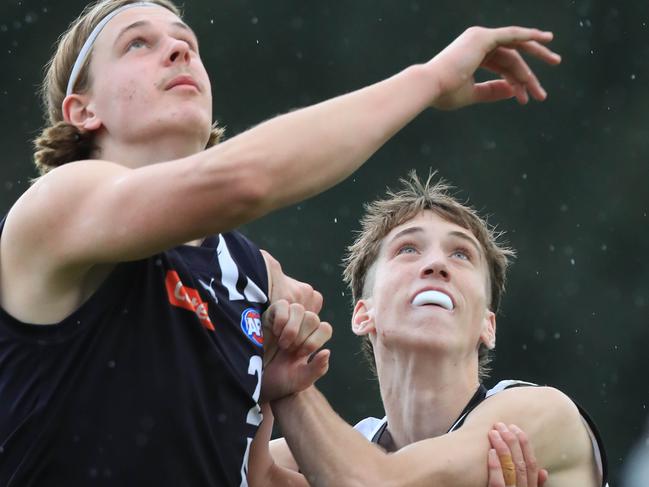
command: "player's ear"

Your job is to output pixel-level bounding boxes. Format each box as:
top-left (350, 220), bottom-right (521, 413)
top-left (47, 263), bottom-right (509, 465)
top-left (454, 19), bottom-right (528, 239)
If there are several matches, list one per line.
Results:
top-left (351, 299), bottom-right (375, 337)
top-left (62, 93), bottom-right (102, 132)
top-left (480, 309), bottom-right (496, 349)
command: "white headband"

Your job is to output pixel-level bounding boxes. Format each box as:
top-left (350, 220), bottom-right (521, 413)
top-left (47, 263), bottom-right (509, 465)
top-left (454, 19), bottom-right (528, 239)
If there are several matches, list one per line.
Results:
top-left (66, 1), bottom-right (161, 96)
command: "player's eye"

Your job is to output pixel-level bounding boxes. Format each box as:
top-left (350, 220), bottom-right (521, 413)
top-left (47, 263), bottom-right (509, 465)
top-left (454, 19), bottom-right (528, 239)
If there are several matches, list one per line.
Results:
top-left (397, 244), bottom-right (418, 255)
top-left (451, 248), bottom-right (471, 261)
top-left (127, 37), bottom-right (148, 51)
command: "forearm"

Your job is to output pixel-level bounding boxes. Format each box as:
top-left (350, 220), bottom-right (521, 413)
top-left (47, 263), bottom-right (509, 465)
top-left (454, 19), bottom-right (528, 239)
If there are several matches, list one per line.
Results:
top-left (201, 64), bottom-right (438, 215)
top-left (271, 388), bottom-right (504, 487)
top-left (194, 25), bottom-right (560, 221)
top-left (272, 387), bottom-right (393, 487)
top-left (25, 63), bottom-right (435, 263)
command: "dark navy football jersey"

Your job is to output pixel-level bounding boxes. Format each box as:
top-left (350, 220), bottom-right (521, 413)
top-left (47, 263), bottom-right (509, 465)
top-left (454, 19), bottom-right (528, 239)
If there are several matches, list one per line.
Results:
top-left (0, 230), bottom-right (269, 486)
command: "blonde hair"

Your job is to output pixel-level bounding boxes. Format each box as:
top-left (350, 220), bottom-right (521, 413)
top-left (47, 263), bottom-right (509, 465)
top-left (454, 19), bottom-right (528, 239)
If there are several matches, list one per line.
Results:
top-left (33, 0), bottom-right (223, 175)
top-left (343, 171), bottom-right (515, 380)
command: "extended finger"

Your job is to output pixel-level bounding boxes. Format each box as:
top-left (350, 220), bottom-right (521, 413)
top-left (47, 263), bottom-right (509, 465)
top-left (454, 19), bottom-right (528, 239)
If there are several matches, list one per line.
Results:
top-left (510, 425), bottom-right (539, 487)
top-left (473, 80), bottom-right (516, 104)
top-left (487, 448), bottom-right (506, 487)
top-left (296, 321), bottom-right (333, 358)
top-left (489, 27), bottom-right (554, 48)
top-left (495, 423), bottom-right (528, 487)
top-left (517, 40), bottom-right (562, 65)
top-left (301, 349), bottom-right (330, 383)
top-left (483, 47), bottom-right (545, 101)
top-left (489, 429), bottom-right (516, 486)
top-left (278, 303), bottom-right (305, 349)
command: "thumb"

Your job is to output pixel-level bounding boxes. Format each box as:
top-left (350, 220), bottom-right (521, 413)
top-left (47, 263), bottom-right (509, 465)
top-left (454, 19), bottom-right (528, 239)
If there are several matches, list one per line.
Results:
top-left (299, 349), bottom-right (331, 386)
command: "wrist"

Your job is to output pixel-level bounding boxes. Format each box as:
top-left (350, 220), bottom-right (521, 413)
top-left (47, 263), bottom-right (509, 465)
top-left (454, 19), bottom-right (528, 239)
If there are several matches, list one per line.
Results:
top-left (404, 62), bottom-right (443, 107)
top-left (270, 385), bottom-right (315, 416)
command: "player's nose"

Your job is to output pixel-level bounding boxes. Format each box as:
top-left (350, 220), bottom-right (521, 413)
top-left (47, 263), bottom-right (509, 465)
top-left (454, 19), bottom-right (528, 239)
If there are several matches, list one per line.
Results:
top-left (420, 253), bottom-right (450, 280)
top-left (165, 37), bottom-right (191, 65)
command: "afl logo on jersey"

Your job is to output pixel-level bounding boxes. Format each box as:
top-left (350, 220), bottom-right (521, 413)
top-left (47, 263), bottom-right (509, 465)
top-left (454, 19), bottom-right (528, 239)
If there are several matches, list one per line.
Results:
top-left (241, 308), bottom-right (263, 347)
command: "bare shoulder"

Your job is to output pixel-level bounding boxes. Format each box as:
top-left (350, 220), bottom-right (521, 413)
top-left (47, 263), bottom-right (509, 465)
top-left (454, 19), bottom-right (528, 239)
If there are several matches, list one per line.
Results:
top-left (477, 385), bottom-right (580, 419)
top-left (14, 159), bottom-right (127, 216)
top-left (0, 160), bottom-right (127, 324)
top-left (9, 160), bottom-right (126, 221)
top-left (4, 160), bottom-right (126, 266)
top-left (465, 385), bottom-right (600, 485)
top-left (465, 385), bottom-right (588, 441)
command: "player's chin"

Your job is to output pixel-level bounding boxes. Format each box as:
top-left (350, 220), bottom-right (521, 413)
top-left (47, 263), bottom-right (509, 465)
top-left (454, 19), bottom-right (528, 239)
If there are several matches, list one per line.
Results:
top-left (382, 328), bottom-right (451, 352)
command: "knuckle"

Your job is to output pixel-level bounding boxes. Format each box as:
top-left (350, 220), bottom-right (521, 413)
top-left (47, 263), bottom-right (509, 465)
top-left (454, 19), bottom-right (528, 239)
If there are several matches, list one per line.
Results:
top-left (283, 322), bottom-right (298, 336)
top-left (515, 460), bottom-right (527, 473)
top-left (289, 302), bottom-right (305, 314)
top-left (304, 311), bottom-right (320, 325)
top-left (279, 304), bottom-right (291, 320)
top-left (501, 431), bottom-right (517, 444)
top-left (494, 443), bottom-right (509, 455)
top-left (268, 259), bottom-right (282, 274)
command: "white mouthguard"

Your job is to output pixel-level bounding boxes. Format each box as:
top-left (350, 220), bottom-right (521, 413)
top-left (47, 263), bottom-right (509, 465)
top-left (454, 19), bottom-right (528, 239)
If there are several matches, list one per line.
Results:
top-left (412, 290), bottom-right (454, 311)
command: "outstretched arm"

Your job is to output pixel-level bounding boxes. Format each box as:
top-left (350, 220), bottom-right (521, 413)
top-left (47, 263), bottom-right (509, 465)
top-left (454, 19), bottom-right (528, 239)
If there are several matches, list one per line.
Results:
top-left (271, 386), bottom-right (598, 487)
top-left (256, 414), bottom-right (548, 487)
top-left (7, 26), bottom-right (560, 270)
top-left (2, 26), bottom-right (559, 325)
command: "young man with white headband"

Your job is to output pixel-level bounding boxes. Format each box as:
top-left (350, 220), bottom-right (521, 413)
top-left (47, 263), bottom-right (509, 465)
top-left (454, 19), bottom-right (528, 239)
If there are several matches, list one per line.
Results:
top-left (265, 173), bottom-right (608, 487)
top-left (0, 0), bottom-right (561, 485)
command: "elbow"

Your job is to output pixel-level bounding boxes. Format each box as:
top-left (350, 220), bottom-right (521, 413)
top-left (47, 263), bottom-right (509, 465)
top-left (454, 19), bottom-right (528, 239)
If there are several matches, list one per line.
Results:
top-left (222, 155), bottom-right (273, 214)
top-left (230, 168), bottom-right (272, 218)
top-left (221, 144), bottom-right (275, 206)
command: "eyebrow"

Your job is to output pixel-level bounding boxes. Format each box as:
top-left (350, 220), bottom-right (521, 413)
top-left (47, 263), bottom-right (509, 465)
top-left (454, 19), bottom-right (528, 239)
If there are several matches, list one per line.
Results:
top-left (388, 226), bottom-right (483, 260)
top-left (389, 226), bottom-right (424, 244)
top-left (448, 230), bottom-right (483, 261)
top-left (114, 19), bottom-right (198, 45)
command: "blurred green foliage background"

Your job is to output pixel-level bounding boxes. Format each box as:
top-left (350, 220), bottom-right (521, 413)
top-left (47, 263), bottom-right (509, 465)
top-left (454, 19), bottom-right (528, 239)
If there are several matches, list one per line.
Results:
top-left (1, 1), bottom-right (648, 484)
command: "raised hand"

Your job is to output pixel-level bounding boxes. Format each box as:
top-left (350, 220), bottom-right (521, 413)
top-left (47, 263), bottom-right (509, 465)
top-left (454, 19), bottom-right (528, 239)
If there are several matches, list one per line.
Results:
top-left (260, 299), bottom-right (332, 402)
top-left (426, 26), bottom-right (561, 110)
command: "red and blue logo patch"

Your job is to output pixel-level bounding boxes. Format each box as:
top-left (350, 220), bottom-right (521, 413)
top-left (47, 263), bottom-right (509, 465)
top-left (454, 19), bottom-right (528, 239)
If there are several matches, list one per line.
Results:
top-left (240, 308), bottom-right (263, 347)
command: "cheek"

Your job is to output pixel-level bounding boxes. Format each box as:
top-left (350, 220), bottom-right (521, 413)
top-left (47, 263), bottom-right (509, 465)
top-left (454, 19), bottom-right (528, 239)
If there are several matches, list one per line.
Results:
top-left (119, 77), bottom-right (151, 104)
top-left (96, 75), bottom-right (150, 115)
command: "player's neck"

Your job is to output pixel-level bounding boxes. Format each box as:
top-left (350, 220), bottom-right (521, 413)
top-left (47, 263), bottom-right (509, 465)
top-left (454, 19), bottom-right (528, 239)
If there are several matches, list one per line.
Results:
top-left (375, 348), bottom-right (479, 449)
top-left (94, 132), bottom-right (205, 167)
